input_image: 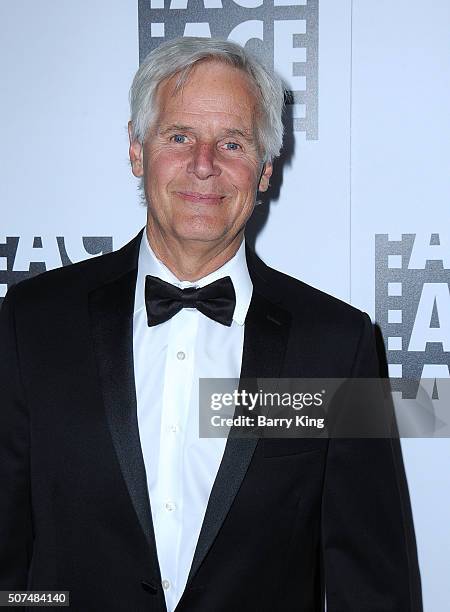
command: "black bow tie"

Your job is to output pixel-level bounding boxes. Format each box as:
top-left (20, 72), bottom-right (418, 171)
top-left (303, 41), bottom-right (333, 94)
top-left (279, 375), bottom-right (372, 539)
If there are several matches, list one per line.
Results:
top-left (145, 275), bottom-right (236, 327)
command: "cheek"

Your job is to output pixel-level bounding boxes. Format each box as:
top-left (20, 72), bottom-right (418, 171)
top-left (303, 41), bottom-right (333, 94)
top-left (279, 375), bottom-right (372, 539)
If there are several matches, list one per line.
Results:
top-left (146, 151), bottom-right (185, 191)
top-left (225, 159), bottom-right (260, 192)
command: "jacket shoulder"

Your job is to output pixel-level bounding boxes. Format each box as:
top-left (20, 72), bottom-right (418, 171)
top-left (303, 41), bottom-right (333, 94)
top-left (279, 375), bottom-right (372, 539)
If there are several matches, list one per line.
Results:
top-left (252, 254), bottom-right (367, 329)
top-left (3, 230), bottom-right (142, 311)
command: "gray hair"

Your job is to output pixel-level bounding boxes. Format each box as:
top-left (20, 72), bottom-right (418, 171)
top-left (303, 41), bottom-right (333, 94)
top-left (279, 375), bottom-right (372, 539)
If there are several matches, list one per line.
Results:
top-left (129, 37), bottom-right (285, 162)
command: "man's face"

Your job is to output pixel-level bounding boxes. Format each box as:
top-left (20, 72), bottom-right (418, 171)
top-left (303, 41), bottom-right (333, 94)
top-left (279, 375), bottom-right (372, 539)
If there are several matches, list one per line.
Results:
top-left (129, 60), bottom-right (273, 248)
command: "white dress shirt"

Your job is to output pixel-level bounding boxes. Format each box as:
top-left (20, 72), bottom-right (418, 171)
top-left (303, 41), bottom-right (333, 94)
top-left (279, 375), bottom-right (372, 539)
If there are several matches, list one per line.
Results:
top-left (133, 231), bottom-right (253, 612)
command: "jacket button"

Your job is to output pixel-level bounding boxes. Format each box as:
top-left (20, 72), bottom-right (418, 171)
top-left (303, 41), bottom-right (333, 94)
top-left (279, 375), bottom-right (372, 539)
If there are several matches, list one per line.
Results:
top-left (141, 580), bottom-right (157, 594)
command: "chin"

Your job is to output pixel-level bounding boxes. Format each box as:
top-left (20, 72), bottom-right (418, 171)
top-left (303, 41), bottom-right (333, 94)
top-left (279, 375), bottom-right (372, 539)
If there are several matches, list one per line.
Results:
top-left (174, 217), bottom-right (229, 243)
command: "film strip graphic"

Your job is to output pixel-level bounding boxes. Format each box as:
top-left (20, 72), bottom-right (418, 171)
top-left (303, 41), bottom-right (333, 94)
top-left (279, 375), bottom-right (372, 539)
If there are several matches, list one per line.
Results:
top-left (0, 236), bottom-right (113, 307)
top-left (138, 0), bottom-right (319, 139)
top-left (375, 233), bottom-right (450, 399)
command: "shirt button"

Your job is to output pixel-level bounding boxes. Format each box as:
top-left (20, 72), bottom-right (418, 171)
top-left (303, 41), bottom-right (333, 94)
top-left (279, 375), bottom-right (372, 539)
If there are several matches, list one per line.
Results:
top-left (177, 351), bottom-right (186, 360)
top-left (162, 579), bottom-right (170, 590)
top-left (168, 424), bottom-right (180, 433)
top-left (165, 501), bottom-right (176, 512)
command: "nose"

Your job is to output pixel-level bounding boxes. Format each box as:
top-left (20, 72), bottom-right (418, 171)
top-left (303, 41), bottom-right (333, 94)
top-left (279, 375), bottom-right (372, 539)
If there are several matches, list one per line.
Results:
top-left (186, 142), bottom-right (221, 180)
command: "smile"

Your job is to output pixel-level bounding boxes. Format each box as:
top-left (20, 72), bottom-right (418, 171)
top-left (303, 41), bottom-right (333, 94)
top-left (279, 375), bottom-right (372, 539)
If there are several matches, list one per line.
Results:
top-left (176, 191), bottom-right (225, 204)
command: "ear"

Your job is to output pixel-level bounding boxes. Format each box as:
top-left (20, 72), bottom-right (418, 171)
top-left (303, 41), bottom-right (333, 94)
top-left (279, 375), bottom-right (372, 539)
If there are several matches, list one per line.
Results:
top-left (128, 121), bottom-right (144, 178)
top-left (258, 161), bottom-right (273, 192)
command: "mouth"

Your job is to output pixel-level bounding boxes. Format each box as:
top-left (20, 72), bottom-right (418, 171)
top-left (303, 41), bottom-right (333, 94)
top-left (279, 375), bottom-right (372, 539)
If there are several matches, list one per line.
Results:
top-left (176, 191), bottom-right (226, 204)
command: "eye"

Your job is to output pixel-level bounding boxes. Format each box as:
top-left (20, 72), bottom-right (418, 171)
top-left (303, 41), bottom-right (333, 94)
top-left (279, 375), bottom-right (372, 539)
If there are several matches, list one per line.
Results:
top-left (170, 134), bottom-right (188, 144)
top-left (223, 142), bottom-right (241, 151)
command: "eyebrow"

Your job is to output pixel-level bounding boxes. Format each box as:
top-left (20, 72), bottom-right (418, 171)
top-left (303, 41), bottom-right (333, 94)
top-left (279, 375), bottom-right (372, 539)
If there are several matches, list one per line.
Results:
top-left (158, 124), bottom-right (256, 143)
top-left (158, 124), bottom-right (193, 135)
top-left (222, 128), bottom-right (255, 143)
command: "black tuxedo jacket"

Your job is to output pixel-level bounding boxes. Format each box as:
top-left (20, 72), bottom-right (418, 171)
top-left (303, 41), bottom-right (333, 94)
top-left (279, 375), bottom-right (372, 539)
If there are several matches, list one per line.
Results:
top-left (0, 229), bottom-right (422, 611)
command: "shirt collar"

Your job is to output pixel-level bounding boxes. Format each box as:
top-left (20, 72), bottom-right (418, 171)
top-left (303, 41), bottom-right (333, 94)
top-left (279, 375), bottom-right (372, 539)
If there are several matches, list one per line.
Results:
top-left (134, 230), bottom-right (253, 326)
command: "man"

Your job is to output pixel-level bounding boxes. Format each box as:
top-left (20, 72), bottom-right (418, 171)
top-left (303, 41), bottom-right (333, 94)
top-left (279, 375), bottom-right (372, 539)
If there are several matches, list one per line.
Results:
top-left (0, 38), bottom-right (422, 611)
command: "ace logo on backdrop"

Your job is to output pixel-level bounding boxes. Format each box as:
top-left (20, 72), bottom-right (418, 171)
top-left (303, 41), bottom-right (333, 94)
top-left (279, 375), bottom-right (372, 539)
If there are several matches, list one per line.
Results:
top-left (138, 0), bottom-right (319, 140)
top-left (0, 236), bottom-right (113, 304)
top-left (375, 233), bottom-right (450, 400)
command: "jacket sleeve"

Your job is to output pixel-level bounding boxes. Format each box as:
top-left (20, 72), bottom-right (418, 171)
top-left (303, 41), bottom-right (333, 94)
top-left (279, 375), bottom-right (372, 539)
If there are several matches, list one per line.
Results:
top-left (0, 286), bottom-right (34, 588)
top-left (321, 313), bottom-right (423, 611)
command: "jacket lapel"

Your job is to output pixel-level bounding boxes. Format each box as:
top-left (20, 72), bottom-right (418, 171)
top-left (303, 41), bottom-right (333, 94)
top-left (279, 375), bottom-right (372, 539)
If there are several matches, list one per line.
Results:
top-left (186, 247), bottom-right (292, 586)
top-left (88, 230), bottom-right (162, 589)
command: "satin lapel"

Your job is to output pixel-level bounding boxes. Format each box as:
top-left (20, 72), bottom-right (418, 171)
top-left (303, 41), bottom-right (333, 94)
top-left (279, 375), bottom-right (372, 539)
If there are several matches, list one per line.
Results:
top-left (88, 264), bottom-right (161, 587)
top-left (186, 285), bottom-right (292, 585)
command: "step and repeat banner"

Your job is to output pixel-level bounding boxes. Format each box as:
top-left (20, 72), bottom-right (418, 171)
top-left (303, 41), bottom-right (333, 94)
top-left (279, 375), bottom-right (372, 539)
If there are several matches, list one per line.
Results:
top-left (1, 0), bottom-right (449, 608)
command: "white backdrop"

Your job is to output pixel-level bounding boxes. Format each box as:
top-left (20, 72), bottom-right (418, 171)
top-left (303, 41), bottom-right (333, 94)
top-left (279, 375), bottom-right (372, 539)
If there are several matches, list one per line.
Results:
top-left (1, 1), bottom-right (449, 609)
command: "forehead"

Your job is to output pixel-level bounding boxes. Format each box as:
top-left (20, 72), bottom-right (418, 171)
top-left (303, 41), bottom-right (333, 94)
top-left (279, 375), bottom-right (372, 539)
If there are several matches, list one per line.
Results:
top-left (155, 60), bottom-right (259, 127)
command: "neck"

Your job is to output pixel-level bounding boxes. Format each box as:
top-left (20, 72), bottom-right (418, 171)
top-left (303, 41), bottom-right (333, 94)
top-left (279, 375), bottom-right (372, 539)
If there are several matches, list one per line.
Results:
top-left (146, 224), bottom-right (243, 282)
